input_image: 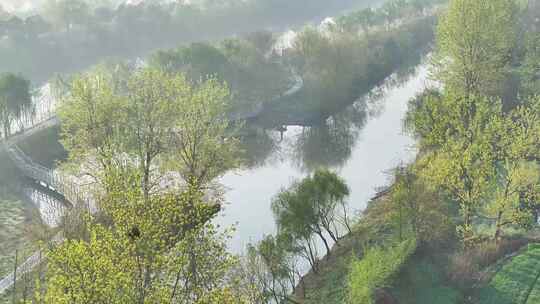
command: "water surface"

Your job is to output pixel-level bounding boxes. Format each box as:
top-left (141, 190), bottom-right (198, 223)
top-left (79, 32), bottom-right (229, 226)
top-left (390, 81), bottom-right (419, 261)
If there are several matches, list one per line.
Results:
top-left (218, 64), bottom-right (430, 252)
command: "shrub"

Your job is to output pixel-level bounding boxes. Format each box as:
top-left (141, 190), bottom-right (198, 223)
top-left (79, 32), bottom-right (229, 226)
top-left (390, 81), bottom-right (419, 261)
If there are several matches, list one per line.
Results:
top-left (347, 239), bottom-right (417, 304)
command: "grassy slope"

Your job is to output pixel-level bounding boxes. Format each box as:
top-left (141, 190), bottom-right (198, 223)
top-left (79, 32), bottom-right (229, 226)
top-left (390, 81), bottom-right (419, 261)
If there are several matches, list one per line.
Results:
top-left (295, 217), bottom-right (462, 304)
top-left (295, 234), bottom-right (357, 304)
top-left (477, 244), bottom-right (540, 304)
top-left (392, 254), bottom-right (462, 304)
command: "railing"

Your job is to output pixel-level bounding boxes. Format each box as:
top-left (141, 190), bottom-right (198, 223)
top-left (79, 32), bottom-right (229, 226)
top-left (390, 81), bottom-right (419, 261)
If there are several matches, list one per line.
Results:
top-left (0, 109), bottom-right (87, 295)
top-left (0, 234), bottom-right (63, 295)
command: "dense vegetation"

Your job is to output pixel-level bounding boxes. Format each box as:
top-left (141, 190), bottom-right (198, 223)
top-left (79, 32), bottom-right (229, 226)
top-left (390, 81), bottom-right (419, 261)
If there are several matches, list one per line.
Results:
top-left (243, 0), bottom-right (540, 303)
top-left (4, 0), bottom-right (540, 303)
top-left (0, 0), bottom-right (385, 84)
top-left (256, 1), bottom-right (439, 126)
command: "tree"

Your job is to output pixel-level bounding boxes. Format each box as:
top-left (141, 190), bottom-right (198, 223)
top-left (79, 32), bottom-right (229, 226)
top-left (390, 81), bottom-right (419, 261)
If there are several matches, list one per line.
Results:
top-left (58, 68), bottom-right (130, 189)
top-left (389, 165), bottom-right (454, 244)
top-left (40, 168), bottom-right (247, 304)
top-left (381, 0), bottom-right (407, 28)
top-left (272, 187), bottom-right (321, 269)
top-left (124, 68), bottom-right (188, 198)
top-left (245, 30), bottom-right (275, 55)
top-left (519, 32), bottom-right (540, 97)
top-left (59, 66), bottom-right (239, 196)
top-left (0, 73), bottom-right (32, 138)
top-left (433, 0), bottom-right (517, 97)
top-left (271, 169), bottom-right (350, 257)
top-left (411, 93), bottom-right (501, 245)
top-left (166, 77), bottom-right (240, 189)
top-left (355, 8), bottom-right (377, 36)
top-left (150, 43), bottom-right (230, 81)
top-left (244, 234), bottom-right (302, 304)
top-left (482, 99), bottom-right (540, 241)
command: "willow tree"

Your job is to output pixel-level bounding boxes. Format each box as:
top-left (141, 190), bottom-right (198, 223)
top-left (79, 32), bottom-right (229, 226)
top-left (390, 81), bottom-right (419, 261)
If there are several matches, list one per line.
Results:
top-left (433, 0), bottom-right (517, 97)
top-left (0, 73), bottom-right (32, 139)
top-left (271, 169), bottom-right (350, 257)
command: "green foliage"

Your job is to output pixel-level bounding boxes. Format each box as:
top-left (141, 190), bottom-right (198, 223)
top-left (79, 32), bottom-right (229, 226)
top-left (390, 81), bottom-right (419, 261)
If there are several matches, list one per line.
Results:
top-left (477, 243), bottom-right (540, 304)
top-left (408, 90), bottom-right (540, 243)
top-left (389, 166), bottom-right (455, 243)
top-left (412, 94), bottom-right (501, 243)
top-left (40, 169), bottom-right (248, 303)
top-left (268, 12), bottom-right (435, 123)
top-left (245, 234), bottom-right (301, 304)
top-left (58, 66), bottom-right (240, 193)
top-left (519, 32), bottom-right (540, 97)
top-left (272, 169), bottom-right (350, 258)
top-left (164, 76), bottom-right (240, 187)
top-left (433, 0), bottom-right (518, 97)
top-left (43, 0), bottom-right (90, 31)
top-left (347, 239), bottom-right (417, 304)
top-left (150, 43), bottom-right (230, 80)
top-left (334, 0), bottom-right (442, 34)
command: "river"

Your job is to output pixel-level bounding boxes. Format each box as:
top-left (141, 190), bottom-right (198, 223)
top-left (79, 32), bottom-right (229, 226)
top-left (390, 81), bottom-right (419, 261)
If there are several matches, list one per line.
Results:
top-left (0, 62), bottom-right (430, 269)
top-left (218, 64), bottom-right (430, 252)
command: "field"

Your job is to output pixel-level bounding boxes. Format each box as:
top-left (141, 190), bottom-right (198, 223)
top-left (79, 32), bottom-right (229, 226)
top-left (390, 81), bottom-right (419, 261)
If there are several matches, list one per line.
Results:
top-left (477, 243), bottom-right (540, 304)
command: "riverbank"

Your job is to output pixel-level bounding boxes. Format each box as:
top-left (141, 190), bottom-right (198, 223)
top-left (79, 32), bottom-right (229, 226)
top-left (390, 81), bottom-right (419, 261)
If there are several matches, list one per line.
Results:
top-left (252, 15), bottom-right (437, 128)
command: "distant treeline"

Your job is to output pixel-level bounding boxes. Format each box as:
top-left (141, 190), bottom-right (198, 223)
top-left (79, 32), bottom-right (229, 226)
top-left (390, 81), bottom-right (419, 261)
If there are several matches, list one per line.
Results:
top-left (0, 0), bottom-right (384, 84)
top-left (256, 4), bottom-right (439, 126)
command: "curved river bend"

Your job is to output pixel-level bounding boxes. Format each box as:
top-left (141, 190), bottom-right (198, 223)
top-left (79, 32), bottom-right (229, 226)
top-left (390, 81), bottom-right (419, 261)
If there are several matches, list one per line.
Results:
top-left (0, 63), bottom-right (430, 259)
top-left (218, 64), bottom-right (430, 252)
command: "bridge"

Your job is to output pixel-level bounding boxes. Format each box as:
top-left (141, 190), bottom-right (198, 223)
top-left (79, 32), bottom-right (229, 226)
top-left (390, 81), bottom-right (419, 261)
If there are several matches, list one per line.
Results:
top-left (0, 98), bottom-right (87, 295)
top-left (0, 128), bottom-right (90, 294)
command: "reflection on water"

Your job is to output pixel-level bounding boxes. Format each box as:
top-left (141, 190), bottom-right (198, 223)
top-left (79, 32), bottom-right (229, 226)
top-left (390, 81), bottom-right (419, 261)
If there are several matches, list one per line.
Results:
top-left (293, 114), bottom-right (362, 172)
top-left (219, 64), bottom-right (431, 252)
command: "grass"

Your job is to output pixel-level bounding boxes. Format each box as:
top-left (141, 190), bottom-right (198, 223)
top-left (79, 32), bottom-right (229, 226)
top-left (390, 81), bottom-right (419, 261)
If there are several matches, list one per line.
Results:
top-left (0, 193), bottom-right (33, 279)
top-left (526, 276), bottom-right (540, 304)
top-left (392, 255), bottom-right (462, 304)
top-left (476, 243), bottom-right (540, 304)
top-left (295, 234), bottom-right (358, 304)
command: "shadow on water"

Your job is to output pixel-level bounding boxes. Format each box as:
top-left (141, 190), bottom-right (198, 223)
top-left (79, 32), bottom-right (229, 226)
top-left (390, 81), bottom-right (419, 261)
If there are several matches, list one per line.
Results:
top-left (241, 63), bottom-right (424, 172)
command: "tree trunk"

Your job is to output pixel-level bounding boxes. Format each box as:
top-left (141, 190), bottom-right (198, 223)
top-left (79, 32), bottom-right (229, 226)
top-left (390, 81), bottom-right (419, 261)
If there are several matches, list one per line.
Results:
top-left (315, 231), bottom-right (331, 256)
top-left (305, 241), bottom-right (318, 273)
top-left (494, 211), bottom-right (503, 243)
